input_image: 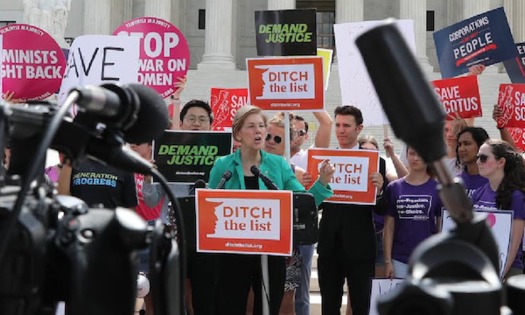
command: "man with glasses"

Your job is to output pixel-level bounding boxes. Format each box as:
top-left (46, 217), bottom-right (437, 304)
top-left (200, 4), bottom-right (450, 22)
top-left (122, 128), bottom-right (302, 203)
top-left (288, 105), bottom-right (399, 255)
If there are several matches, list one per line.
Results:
top-left (143, 99), bottom-right (215, 315)
top-left (290, 110), bottom-right (332, 315)
top-left (179, 100), bottom-right (213, 131)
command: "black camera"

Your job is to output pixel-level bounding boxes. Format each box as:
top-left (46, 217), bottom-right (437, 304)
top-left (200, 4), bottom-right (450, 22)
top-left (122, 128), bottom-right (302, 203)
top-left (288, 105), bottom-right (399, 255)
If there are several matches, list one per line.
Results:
top-left (0, 84), bottom-right (184, 315)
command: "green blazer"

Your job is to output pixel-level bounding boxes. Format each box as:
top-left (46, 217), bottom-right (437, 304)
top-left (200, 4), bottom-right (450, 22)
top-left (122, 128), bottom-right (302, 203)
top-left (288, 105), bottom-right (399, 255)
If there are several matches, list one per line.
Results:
top-left (208, 149), bottom-right (332, 206)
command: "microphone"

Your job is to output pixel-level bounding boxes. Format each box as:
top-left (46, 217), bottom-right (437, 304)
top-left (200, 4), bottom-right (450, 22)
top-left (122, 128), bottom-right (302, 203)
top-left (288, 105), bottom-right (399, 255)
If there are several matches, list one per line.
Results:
top-left (215, 171), bottom-right (232, 189)
top-left (194, 179), bottom-right (207, 189)
top-left (71, 83), bottom-right (170, 145)
top-left (39, 84), bottom-right (170, 176)
top-left (250, 165), bottom-right (279, 190)
top-left (189, 179), bottom-right (207, 195)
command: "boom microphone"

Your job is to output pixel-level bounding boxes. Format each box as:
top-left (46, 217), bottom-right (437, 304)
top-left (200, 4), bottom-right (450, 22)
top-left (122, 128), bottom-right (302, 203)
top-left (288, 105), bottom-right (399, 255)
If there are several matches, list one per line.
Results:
top-left (250, 165), bottom-right (279, 190)
top-left (72, 83), bottom-right (170, 145)
top-left (215, 171), bottom-right (232, 189)
top-left (124, 84), bottom-right (170, 144)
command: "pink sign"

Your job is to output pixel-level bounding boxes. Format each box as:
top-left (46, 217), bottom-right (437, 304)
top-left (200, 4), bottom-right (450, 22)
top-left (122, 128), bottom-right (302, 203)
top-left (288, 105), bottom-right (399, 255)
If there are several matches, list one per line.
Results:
top-left (0, 24), bottom-right (66, 101)
top-left (113, 17), bottom-right (190, 98)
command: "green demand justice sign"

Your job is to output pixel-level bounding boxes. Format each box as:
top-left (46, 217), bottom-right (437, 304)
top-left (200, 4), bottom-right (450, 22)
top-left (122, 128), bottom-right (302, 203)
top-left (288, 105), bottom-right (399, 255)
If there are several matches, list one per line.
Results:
top-left (255, 9), bottom-right (317, 56)
top-left (154, 130), bottom-right (232, 183)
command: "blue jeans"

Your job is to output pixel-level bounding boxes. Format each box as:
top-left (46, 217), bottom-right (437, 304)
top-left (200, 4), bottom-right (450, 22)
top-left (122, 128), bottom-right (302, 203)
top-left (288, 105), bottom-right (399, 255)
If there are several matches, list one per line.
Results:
top-left (295, 244), bottom-right (314, 315)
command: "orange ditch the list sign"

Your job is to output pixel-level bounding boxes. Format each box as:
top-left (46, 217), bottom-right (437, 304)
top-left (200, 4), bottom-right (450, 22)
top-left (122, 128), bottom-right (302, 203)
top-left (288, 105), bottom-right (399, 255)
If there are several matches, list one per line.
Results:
top-left (307, 149), bottom-right (379, 205)
top-left (196, 189), bottom-right (293, 256)
top-left (246, 56), bottom-right (324, 111)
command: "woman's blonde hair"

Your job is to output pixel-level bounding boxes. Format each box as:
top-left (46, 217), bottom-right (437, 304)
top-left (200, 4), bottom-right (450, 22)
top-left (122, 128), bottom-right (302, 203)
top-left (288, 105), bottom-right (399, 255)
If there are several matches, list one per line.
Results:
top-left (231, 105), bottom-right (267, 141)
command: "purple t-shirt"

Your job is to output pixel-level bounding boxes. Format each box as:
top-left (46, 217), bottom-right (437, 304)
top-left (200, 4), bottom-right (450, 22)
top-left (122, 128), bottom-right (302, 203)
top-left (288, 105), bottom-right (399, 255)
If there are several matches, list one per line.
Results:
top-left (386, 178), bottom-right (442, 263)
top-left (459, 171), bottom-right (488, 198)
top-left (471, 183), bottom-right (525, 270)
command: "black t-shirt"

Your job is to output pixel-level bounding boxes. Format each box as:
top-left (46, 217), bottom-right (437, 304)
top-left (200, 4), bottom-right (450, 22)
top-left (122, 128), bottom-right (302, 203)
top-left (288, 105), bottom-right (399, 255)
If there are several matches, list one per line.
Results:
top-left (70, 159), bottom-right (137, 209)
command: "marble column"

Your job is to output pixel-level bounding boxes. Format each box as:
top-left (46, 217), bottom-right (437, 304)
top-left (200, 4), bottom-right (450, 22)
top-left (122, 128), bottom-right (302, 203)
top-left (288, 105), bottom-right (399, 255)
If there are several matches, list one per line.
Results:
top-left (460, 0), bottom-right (490, 19)
top-left (84, 0), bottom-right (111, 35)
top-left (145, 0), bottom-right (171, 21)
top-left (110, 0), bottom-right (132, 32)
top-left (399, 0), bottom-right (433, 72)
top-left (268, 0), bottom-right (295, 10)
top-left (336, 0), bottom-right (363, 23)
top-left (446, 0), bottom-right (461, 25)
top-left (197, 0), bottom-right (236, 70)
top-left (333, 0), bottom-right (363, 65)
top-left (513, 0), bottom-right (525, 42)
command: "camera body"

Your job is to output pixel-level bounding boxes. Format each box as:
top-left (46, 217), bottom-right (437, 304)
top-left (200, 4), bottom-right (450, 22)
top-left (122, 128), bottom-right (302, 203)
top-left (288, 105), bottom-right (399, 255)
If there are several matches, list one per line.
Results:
top-left (0, 181), bottom-right (151, 315)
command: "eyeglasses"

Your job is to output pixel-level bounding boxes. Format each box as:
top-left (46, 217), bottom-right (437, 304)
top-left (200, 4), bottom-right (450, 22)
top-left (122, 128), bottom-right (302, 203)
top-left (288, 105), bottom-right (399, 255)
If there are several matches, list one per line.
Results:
top-left (297, 129), bottom-right (306, 137)
top-left (265, 133), bottom-right (282, 144)
top-left (185, 115), bottom-right (210, 124)
top-left (476, 154), bottom-right (489, 163)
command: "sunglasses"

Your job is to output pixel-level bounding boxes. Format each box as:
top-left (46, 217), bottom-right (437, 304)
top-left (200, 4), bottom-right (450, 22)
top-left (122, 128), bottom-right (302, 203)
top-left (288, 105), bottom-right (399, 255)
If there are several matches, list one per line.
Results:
top-left (265, 133), bottom-right (282, 144)
top-left (476, 154), bottom-right (489, 163)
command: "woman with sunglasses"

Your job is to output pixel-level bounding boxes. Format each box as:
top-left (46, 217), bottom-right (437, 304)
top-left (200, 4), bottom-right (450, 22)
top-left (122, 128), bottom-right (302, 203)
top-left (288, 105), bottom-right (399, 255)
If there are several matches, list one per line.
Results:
top-left (472, 139), bottom-right (525, 279)
top-left (455, 127), bottom-right (490, 197)
top-left (208, 105), bottom-right (335, 315)
top-left (383, 146), bottom-right (442, 279)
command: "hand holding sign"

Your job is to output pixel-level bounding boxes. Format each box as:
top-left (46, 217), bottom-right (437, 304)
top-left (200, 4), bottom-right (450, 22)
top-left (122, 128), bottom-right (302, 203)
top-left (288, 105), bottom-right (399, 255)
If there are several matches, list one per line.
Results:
top-left (318, 159), bottom-right (335, 186)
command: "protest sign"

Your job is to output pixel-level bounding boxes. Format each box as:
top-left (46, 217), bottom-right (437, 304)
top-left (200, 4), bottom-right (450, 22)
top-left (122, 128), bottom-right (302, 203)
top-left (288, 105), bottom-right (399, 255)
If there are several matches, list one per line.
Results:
top-left (153, 130), bottom-right (232, 183)
top-left (504, 42), bottom-right (525, 84)
top-left (246, 56), bottom-right (324, 111)
top-left (506, 127), bottom-right (525, 152)
top-left (432, 75), bottom-right (482, 120)
top-left (307, 148), bottom-right (379, 204)
top-left (0, 24), bottom-right (66, 101)
top-left (255, 9), bottom-right (316, 56)
top-left (370, 279), bottom-right (404, 315)
top-left (317, 48), bottom-right (333, 91)
top-left (495, 84), bottom-right (525, 128)
top-left (210, 87), bottom-right (249, 131)
top-left (442, 209), bottom-right (512, 276)
top-left (114, 17), bottom-right (190, 98)
top-left (58, 35), bottom-right (140, 105)
top-left (196, 189), bottom-right (293, 255)
top-left (334, 20), bottom-right (415, 127)
top-left (433, 7), bottom-right (516, 78)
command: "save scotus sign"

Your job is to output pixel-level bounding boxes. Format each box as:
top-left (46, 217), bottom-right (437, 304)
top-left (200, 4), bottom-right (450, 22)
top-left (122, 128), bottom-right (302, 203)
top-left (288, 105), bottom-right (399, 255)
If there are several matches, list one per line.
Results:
top-left (255, 9), bottom-right (316, 56)
top-left (210, 87), bottom-right (248, 131)
top-left (432, 76), bottom-right (482, 120)
top-left (496, 84), bottom-right (525, 128)
top-left (114, 17), bottom-right (190, 98)
top-left (0, 24), bottom-right (66, 101)
top-left (433, 7), bottom-right (516, 78)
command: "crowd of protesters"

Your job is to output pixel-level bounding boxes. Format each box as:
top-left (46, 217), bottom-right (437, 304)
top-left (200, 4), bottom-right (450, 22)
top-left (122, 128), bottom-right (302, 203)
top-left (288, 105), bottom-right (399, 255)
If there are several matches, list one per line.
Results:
top-left (4, 64), bottom-right (525, 315)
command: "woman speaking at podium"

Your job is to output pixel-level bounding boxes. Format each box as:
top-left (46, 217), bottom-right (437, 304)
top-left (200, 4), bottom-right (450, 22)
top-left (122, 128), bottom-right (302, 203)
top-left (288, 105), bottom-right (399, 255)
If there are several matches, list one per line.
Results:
top-left (208, 105), bottom-right (334, 315)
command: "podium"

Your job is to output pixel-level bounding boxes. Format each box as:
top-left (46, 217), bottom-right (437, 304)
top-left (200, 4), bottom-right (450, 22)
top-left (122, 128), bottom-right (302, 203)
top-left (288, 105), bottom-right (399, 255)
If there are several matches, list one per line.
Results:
top-left (176, 192), bottom-right (318, 251)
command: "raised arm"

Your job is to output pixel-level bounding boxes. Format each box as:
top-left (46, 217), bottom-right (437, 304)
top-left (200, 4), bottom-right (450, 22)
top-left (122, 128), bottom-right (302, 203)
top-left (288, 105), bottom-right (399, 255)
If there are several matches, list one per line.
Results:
top-left (313, 110), bottom-right (333, 148)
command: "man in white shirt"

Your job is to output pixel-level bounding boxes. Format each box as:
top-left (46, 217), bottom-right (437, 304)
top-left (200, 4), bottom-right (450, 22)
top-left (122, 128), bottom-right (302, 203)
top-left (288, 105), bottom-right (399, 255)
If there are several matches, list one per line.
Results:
top-left (290, 111), bottom-right (332, 315)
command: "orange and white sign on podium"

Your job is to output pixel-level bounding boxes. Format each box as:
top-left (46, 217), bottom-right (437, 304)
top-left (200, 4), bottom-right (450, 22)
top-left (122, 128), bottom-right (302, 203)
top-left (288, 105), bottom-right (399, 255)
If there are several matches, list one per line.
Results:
top-left (195, 189), bottom-right (293, 256)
